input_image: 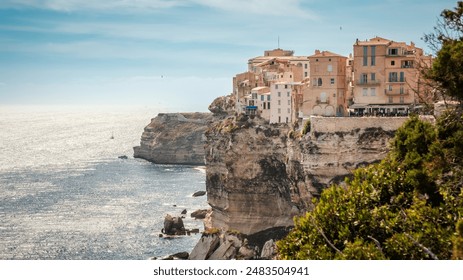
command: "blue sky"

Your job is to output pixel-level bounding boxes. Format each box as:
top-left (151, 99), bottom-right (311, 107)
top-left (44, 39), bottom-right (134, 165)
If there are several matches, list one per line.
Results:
top-left (0, 0), bottom-right (458, 111)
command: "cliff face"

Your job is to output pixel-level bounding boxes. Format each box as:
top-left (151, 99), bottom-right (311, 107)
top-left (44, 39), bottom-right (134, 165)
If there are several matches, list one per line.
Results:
top-left (205, 116), bottom-right (298, 235)
top-left (133, 113), bottom-right (214, 165)
top-left (204, 115), bottom-right (409, 235)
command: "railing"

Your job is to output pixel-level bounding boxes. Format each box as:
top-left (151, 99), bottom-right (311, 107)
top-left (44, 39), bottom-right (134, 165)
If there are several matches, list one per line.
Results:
top-left (387, 77), bottom-right (406, 83)
top-left (384, 89), bottom-right (410, 96)
top-left (356, 79), bottom-right (381, 86)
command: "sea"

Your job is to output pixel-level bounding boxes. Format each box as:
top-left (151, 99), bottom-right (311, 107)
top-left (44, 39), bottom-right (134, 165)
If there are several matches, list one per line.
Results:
top-left (0, 105), bottom-right (209, 260)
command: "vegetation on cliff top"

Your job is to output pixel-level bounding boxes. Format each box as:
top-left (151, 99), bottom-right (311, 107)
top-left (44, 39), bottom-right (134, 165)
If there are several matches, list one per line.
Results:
top-left (277, 113), bottom-right (463, 259)
top-left (277, 2), bottom-right (463, 260)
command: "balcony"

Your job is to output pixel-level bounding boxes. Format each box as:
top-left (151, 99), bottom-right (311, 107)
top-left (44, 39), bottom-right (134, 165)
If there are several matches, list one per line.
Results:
top-left (356, 79), bottom-right (381, 86)
top-left (384, 89), bottom-right (410, 96)
top-left (387, 77), bottom-right (406, 83)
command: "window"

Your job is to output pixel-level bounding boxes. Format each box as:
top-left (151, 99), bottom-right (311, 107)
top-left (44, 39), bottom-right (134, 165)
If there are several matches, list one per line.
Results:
top-left (304, 72), bottom-right (308, 77)
top-left (400, 96), bottom-right (404, 103)
top-left (318, 78), bottom-right (323, 86)
top-left (288, 100), bottom-right (291, 105)
top-left (363, 46), bottom-right (368, 66)
top-left (278, 100), bottom-right (281, 105)
top-left (362, 88), bottom-right (368, 96)
top-left (285, 85), bottom-right (288, 89)
top-left (402, 60), bottom-right (414, 68)
top-left (391, 60), bottom-right (395, 66)
top-left (399, 72), bottom-right (405, 82)
top-left (278, 108), bottom-right (281, 114)
top-left (370, 88), bottom-right (376, 96)
top-left (263, 103), bottom-right (266, 109)
top-left (261, 95), bottom-right (264, 101)
top-left (361, 73), bottom-right (368, 84)
top-left (286, 117), bottom-right (288, 123)
top-left (275, 84), bottom-right (278, 89)
top-left (371, 73), bottom-right (376, 82)
top-left (389, 96), bottom-right (393, 103)
top-left (279, 116), bottom-right (281, 123)
top-left (287, 92), bottom-right (290, 97)
top-left (400, 86), bottom-right (404, 94)
top-left (327, 65), bottom-right (333, 72)
top-left (278, 92), bottom-right (281, 97)
top-left (287, 108), bottom-right (290, 114)
top-left (389, 85), bottom-right (393, 91)
top-left (389, 72), bottom-right (398, 82)
top-left (371, 46), bottom-right (376, 66)
top-left (304, 64), bottom-right (308, 69)
top-left (330, 78), bottom-right (335, 85)
top-left (388, 48), bottom-right (398, 55)
top-left (267, 95), bottom-right (271, 101)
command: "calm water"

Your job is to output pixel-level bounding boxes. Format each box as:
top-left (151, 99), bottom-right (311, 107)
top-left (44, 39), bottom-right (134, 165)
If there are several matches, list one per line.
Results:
top-left (0, 106), bottom-right (208, 259)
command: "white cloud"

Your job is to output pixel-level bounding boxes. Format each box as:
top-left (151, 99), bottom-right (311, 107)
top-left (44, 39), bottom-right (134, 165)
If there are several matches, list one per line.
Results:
top-left (0, 0), bottom-right (317, 19)
top-left (192, 0), bottom-right (317, 19)
top-left (0, 0), bottom-right (186, 11)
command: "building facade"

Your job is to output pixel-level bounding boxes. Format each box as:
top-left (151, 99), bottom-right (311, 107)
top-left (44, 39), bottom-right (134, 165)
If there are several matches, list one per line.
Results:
top-left (302, 50), bottom-right (348, 117)
top-left (351, 36), bottom-right (431, 116)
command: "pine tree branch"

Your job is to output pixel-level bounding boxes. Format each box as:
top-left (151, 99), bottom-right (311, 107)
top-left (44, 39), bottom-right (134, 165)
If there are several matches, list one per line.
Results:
top-left (404, 233), bottom-right (439, 260)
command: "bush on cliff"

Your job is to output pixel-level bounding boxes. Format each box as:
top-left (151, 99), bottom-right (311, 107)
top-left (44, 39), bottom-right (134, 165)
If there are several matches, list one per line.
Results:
top-left (277, 114), bottom-right (463, 259)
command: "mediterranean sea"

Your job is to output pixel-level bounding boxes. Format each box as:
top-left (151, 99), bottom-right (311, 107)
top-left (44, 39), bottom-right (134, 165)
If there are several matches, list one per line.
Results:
top-left (0, 106), bottom-right (208, 259)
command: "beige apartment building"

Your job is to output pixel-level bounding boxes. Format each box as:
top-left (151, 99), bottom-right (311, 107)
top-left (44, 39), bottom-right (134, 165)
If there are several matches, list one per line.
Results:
top-left (302, 50), bottom-right (348, 117)
top-left (351, 36), bottom-right (431, 116)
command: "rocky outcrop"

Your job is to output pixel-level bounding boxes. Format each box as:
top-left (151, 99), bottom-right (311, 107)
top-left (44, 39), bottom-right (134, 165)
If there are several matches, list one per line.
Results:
top-left (162, 214), bottom-right (185, 235)
top-left (134, 95), bottom-right (234, 165)
top-left (188, 227), bottom-right (291, 260)
top-left (204, 115), bottom-right (410, 235)
top-left (133, 112), bottom-right (214, 165)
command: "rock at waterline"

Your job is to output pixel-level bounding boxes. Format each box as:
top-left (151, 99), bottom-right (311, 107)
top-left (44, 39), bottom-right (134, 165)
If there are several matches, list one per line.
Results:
top-left (162, 214), bottom-right (185, 235)
top-left (118, 155), bottom-right (128, 159)
top-left (181, 209), bottom-right (187, 215)
top-left (191, 209), bottom-right (209, 219)
top-left (192, 191), bottom-right (206, 197)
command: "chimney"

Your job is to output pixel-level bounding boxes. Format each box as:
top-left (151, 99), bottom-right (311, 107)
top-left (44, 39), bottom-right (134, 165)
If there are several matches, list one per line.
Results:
top-left (315, 49), bottom-right (321, 55)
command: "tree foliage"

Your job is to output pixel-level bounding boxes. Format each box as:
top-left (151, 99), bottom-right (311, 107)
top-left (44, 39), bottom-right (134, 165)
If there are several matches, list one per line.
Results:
top-left (277, 116), bottom-right (463, 259)
top-left (424, 1), bottom-right (463, 103)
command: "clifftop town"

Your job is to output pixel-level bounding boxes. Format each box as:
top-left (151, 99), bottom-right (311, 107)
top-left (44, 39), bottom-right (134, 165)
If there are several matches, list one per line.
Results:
top-left (135, 36), bottom-right (442, 259)
top-left (234, 36), bottom-right (434, 125)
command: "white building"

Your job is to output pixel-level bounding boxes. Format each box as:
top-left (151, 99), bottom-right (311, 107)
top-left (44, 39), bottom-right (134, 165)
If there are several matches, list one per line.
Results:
top-left (270, 82), bottom-right (294, 124)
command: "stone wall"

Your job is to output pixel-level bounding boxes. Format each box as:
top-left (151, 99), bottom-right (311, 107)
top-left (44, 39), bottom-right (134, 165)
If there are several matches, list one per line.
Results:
top-left (310, 116), bottom-right (408, 133)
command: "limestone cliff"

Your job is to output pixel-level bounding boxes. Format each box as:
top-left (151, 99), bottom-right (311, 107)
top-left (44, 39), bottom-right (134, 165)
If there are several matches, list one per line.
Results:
top-left (133, 95), bottom-right (234, 165)
top-left (204, 115), bottom-right (409, 235)
top-left (133, 112), bottom-right (213, 165)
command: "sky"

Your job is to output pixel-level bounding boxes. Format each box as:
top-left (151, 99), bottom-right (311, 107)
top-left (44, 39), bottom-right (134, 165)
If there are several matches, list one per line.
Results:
top-left (0, 0), bottom-right (458, 111)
